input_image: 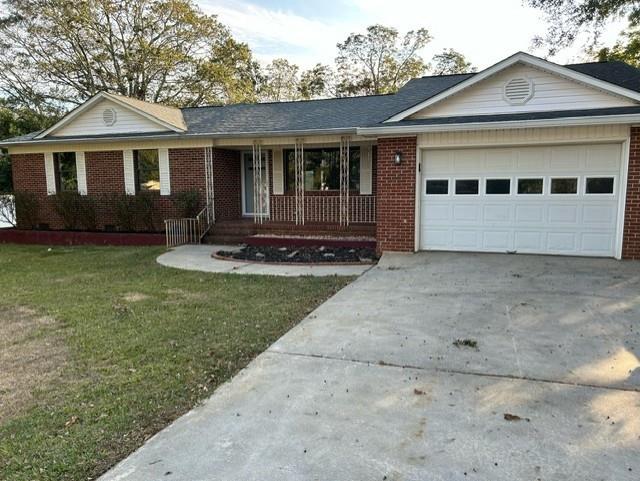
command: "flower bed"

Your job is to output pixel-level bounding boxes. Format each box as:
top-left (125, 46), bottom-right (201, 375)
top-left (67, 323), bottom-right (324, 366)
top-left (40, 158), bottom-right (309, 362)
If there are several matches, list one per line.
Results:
top-left (216, 245), bottom-right (377, 264)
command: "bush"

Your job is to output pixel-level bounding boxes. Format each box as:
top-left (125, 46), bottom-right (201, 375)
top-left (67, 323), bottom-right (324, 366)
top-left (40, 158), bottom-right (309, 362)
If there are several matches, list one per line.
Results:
top-left (172, 189), bottom-right (201, 218)
top-left (111, 192), bottom-right (157, 232)
top-left (53, 192), bottom-right (98, 231)
top-left (13, 191), bottom-right (38, 229)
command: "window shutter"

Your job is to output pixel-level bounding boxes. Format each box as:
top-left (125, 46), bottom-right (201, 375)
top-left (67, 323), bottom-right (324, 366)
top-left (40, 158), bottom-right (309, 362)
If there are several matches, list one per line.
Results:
top-left (272, 148), bottom-right (284, 195)
top-left (159, 148), bottom-right (171, 196)
top-left (123, 150), bottom-right (136, 195)
top-left (44, 152), bottom-right (56, 195)
top-left (76, 151), bottom-right (87, 195)
top-left (359, 144), bottom-right (373, 195)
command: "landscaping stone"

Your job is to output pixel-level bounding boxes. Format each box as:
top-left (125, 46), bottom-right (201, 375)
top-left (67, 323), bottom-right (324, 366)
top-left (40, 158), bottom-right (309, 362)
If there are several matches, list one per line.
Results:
top-left (217, 245), bottom-right (377, 264)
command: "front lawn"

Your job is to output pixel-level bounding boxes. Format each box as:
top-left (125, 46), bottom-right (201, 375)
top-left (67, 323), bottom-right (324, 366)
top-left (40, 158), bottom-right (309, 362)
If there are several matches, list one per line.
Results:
top-left (0, 245), bottom-right (352, 481)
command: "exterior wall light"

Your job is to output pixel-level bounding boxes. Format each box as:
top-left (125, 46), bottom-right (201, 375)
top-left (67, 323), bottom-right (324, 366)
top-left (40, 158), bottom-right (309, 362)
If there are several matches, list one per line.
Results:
top-left (394, 150), bottom-right (403, 165)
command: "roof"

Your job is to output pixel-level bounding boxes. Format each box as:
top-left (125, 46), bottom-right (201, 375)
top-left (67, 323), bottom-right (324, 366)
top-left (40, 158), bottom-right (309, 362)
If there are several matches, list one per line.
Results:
top-left (3, 55), bottom-right (640, 145)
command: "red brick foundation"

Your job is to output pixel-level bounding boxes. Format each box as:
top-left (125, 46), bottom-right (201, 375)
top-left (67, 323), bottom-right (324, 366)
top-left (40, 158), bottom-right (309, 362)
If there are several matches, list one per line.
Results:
top-left (623, 127), bottom-right (640, 259)
top-left (376, 137), bottom-right (417, 253)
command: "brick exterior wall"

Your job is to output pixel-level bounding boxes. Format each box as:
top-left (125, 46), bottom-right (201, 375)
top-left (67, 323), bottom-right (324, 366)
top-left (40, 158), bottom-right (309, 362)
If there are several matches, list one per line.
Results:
top-left (212, 148), bottom-right (241, 220)
top-left (623, 127), bottom-right (640, 259)
top-left (10, 147), bottom-right (241, 231)
top-left (376, 137), bottom-right (417, 253)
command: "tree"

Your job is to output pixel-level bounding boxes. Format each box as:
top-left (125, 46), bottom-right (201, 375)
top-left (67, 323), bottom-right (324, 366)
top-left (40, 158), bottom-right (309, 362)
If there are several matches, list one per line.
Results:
top-left (597, 28), bottom-right (640, 66)
top-left (298, 64), bottom-right (335, 99)
top-left (259, 58), bottom-right (300, 102)
top-left (527, 0), bottom-right (640, 54)
top-left (0, 0), bottom-right (260, 109)
top-left (0, 98), bottom-right (59, 193)
top-left (335, 24), bottom-right (432, 96)
top-left (431, 49), bottom-right (476, 75)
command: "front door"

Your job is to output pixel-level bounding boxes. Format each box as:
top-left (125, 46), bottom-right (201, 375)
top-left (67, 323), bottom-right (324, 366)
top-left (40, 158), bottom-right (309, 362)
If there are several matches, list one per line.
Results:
top-left (242, 151), bottom-right (269, 216)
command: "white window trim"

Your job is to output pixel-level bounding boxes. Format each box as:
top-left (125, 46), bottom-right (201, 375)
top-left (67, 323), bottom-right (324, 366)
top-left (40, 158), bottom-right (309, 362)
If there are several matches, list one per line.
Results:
top-left (484, 177), bottom-right (512, 196)
top-left (549, 176), bottom-right (580, 196)
top-left (516, 177), bottom-right (545, 196)
top-left (424, 178), bottom-right (451, 196)
top-left (454, 178), bottom-right (481, 196)
top-left (584, 175), bottom-right (617, 196)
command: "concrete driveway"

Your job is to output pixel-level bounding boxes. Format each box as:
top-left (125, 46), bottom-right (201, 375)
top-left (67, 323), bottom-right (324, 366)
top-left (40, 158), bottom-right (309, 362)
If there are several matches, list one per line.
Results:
top-left (100, 252), bottom-right (640, 481)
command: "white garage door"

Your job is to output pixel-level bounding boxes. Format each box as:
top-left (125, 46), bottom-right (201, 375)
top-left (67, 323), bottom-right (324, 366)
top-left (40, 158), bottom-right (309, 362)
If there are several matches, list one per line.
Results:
top-left (419, 144), bottom-right (622, 257)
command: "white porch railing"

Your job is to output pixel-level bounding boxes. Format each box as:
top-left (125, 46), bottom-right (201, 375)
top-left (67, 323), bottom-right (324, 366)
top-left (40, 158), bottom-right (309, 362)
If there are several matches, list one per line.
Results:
top-left (270, 195), bottom-right (376, 224)
top-left (164, 204), bottom-right (215, 249)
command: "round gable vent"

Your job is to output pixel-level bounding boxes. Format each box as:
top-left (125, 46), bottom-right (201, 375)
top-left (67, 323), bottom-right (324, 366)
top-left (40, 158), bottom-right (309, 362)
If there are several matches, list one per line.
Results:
top-left (103, 108), bottom-right (117, 126)
top-left (503, 77), bottom-right (534, 105)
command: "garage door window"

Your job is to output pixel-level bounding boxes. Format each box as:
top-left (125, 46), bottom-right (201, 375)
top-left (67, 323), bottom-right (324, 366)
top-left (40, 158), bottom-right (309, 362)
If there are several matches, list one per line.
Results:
top-left (585, 177), bottom-right (615, 194)
top-left (550, 177), bottom-right (578, 195)
top-left (485, 178), bottom-right (511, 195)
top-left (426, 179), bottom-right (449, 195)
top-left (455, 179), bottom-right (479, 195)
top-left (517, 178), bottom-right (543, 194)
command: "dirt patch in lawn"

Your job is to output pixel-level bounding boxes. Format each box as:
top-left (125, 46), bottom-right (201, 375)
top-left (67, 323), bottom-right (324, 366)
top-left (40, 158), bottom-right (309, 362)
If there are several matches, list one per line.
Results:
top-left (122, 292), bottom-right (150, 302)
top-left (0, 306), bottom-right (68, 423)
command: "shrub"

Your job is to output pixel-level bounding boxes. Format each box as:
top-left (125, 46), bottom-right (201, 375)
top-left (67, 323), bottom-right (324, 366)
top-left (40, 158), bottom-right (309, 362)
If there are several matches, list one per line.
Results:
top-left (13, 191), bottom-right (38, 229)
top-left (54, 192), bottom-right (81, 230)
top-left (76, 196), bottom-right (97, 231)
top-left (111, 193), bottom-right (157, 232)
top-left (135, 191), bottom-right (156, 232)
top-left (172, 189), bottom-right (201, 218)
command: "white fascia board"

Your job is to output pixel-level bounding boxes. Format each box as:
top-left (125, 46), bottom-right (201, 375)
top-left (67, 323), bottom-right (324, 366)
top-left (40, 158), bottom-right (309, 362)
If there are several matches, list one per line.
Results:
top-left (385, 52), bottom-right (640, 122)
top-left (358, 113), bottom-right (640, 136)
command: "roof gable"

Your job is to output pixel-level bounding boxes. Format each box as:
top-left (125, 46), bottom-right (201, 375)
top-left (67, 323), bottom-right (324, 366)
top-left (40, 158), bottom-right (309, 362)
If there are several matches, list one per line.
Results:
top-left (386, 52), bottom-right (640, 122)
top-left (37, 92), bottom-right (186, 139)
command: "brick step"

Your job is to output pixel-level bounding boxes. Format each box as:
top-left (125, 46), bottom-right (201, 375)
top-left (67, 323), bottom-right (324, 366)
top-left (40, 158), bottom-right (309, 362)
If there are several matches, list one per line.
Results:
top-left (203, 234), bottom-right (246, 245)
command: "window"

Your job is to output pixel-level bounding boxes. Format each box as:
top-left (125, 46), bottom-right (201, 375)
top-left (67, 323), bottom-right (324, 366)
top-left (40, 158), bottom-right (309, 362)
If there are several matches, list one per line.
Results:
top-left (53, 152), bottom-right (77, 192)
top-left (284, 147), bottom-right (360, 191)
top-left (455, 179), bottom-right (479, 195)
top-left (485, 178), bottom-right (511, 195)
top-left (550, 177), bottom-right (578, 194)
top-left (585, 177), bottom-right (614, 194)
top-left (134, 149), bottom-right (160, 192)
top-left (517, 178), bottom-right (543, 194)
top-left (426, 179), bottom-right (448, 195)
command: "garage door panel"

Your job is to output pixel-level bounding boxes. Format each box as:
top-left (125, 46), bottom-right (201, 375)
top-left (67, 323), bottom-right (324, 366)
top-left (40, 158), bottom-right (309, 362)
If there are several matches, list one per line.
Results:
top-left (483, 204), bottom-right (511, 222)
top-left (453, 204), bottom-right (480, 221)
top-left (548, 204), bottom-right (579, 224)
top-left (452, 230), bottom-right (479, 248)
top-left (547, 232), bottom-right (577, 252)
top-left (514, 231), bottom-right (544, 251)
top-left (581, 233), bottom-right (614, 253)
top-left (422, 203), bottom-right (450, 221)
top-left (483, 231), bottom-right (511, 249)
top-left (515, 205), bottom-right (545, 223)
top-left (420, 143), bottom-right (621, 257)
top-left (582, 204), bottom-right (617, 226)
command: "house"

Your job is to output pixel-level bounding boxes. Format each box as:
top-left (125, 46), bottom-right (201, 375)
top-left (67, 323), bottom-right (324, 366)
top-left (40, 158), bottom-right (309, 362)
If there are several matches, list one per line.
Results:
top-left (2, 52), bottom-right (640, 259)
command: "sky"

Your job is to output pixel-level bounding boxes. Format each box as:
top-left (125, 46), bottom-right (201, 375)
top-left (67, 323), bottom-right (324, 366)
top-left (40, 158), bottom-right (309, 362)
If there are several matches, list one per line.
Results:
top-left (198, 0), bottom-right (629, 70)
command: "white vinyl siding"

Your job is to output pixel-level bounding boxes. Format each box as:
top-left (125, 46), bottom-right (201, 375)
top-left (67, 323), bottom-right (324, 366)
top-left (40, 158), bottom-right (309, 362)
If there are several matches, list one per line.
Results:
top-left (53, 99), bottom-right (170, 137)
top-left (44, 152), bottom-right (56, 195)
top-left (359, 144), bottom-right (373, 195)
top-left (411, 64), bottom-right (637, 119)
top-left (159, 148), bottom-right (171, 196)
top-left (75, 151), bottom-right (87, 195)
top-left (272, 148), bottom-right (284, 195)
top-left (123, 150), bottom-right (136, 195)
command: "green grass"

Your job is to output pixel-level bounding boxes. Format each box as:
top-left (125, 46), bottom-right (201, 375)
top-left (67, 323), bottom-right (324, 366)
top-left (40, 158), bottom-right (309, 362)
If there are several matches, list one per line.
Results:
top-left (0, 245), bottom-right (352, 481)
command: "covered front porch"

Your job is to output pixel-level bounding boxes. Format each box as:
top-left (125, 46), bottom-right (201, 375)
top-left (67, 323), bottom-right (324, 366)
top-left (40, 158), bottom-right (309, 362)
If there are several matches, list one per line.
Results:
top-left (166, 135), bottom-right (377, 247)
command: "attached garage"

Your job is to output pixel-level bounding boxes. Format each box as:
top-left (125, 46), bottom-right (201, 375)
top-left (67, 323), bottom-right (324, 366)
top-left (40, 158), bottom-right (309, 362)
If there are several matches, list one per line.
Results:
top-left (419, 143), bottom-right (625, 257)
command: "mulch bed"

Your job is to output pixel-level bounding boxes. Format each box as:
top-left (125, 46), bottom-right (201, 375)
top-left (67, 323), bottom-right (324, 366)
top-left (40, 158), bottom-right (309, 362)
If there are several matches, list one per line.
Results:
top-left (216, 245), bottom-right (378, 264)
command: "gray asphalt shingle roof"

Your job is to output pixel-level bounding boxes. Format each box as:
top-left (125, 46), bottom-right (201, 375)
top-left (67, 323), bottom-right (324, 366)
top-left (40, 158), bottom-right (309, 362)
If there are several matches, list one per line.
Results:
top-left (3, 60), bottom-right (640, 144)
